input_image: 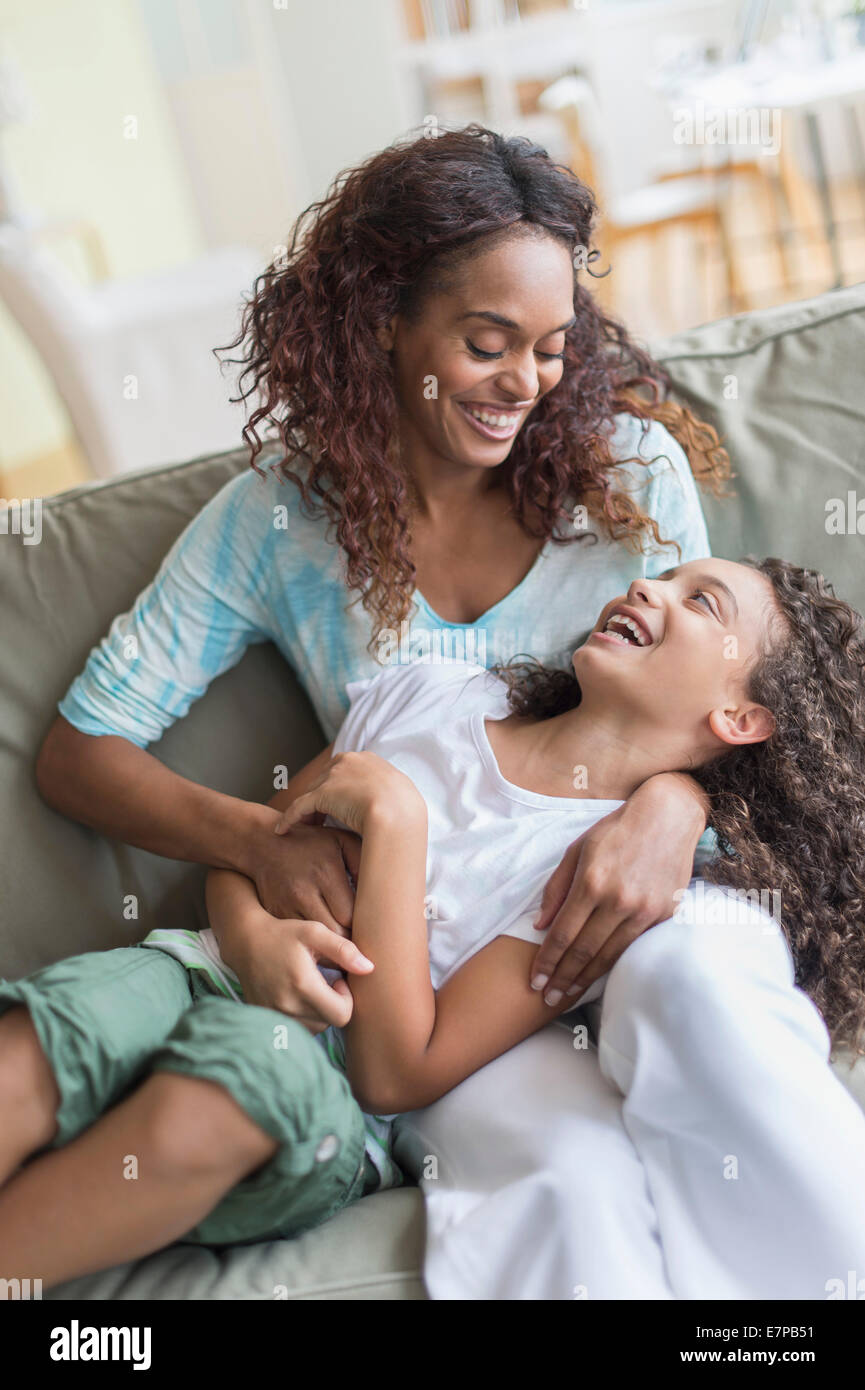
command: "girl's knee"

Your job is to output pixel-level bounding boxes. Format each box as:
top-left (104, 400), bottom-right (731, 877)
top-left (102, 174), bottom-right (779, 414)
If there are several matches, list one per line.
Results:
top-left (0, 1005), bottom-right (60, 1132)
top-left (137, 1072), bottom-right (277, 1180)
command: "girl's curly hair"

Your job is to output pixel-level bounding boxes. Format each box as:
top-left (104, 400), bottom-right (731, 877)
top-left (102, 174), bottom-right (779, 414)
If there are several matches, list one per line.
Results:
top-left (216, 124), bottom-right (731, 647)
top-left (494, 558), bottom-right (865, 1060)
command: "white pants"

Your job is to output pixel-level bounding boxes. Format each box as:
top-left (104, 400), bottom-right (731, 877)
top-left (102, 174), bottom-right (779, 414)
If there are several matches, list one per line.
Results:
top-left (392, 880), bottom-right (865, 1299)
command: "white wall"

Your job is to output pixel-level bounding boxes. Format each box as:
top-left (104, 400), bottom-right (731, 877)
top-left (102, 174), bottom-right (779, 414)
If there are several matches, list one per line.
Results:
top-left (0, 0), bottom-right (415, 473)
top-left (0, 0), bottom-right (203, 466)
top-left (135, 0), bottom-right (414, 257)
top-left (251, 0), bottom-right (413, 210)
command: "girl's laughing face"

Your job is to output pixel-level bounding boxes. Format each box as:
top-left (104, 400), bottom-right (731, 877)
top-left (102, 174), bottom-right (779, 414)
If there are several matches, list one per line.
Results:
top-left (574, 558), bottom-right (781, 760)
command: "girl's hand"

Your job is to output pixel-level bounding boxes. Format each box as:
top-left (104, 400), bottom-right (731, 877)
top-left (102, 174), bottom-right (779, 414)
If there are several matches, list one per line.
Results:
top-left (273, 750), bottom-right (426, 838)
top-left (228, 907), bottom-right (375, 1035)
top-left (529, 772), bottom-right (708, 1005)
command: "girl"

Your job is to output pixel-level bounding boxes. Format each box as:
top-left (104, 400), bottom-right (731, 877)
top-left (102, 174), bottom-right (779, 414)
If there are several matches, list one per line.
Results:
top-left (2, 555), bottom-right (865, 1299)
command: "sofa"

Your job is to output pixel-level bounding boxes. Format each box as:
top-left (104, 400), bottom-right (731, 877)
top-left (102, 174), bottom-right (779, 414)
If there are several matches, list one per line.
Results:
top-left (2, 282), bottom-right (865, 1300)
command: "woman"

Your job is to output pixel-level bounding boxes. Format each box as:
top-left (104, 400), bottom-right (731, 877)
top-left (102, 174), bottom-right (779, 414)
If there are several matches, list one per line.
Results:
top-left (36, 124), bottom-right (725, 1046)
top-left (31, 125), bottom-right (737, 1214)
top-left (3, 556), bottom-right (864, 1299)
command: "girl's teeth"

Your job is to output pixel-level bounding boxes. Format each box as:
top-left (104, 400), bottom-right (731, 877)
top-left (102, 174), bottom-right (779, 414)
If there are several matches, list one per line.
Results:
top-left (603, 614), bottom-right (648, 645)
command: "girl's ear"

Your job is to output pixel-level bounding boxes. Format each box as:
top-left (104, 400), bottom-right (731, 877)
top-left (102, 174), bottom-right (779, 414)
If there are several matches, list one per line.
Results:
top-left (708, 702), bottom-right (776, 748)
top-left (376, 316), bottom-right (397, 352)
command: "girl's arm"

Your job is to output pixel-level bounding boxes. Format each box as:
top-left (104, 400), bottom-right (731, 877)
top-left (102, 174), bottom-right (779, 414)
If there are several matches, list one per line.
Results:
top-left (342, 808), bottom-right (578, 1114)
top-left (339, 799), bottom-right (433, 1103)
top-left (205, 744), bottom-right (375, 1030)
top-left (272, 751), bottom-right (578, 1113)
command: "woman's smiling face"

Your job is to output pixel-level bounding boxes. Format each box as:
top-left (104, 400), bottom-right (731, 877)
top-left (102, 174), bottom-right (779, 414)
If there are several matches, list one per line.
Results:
top-left (379, 228), bottom-right (576, 471)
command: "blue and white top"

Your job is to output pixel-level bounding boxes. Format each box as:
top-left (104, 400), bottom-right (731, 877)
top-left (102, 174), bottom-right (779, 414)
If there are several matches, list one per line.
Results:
top-left (58, 410), bottom-right (715, 1192)
top-left (60, 412), bottom-right (712, 745)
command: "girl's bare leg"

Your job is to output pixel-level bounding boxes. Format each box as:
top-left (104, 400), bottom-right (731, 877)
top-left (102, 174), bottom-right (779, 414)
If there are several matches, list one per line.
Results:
top-left (0, 1007), bottom-right (60, 1182)
top-left (0, 1069), bottom-right (277, 1291)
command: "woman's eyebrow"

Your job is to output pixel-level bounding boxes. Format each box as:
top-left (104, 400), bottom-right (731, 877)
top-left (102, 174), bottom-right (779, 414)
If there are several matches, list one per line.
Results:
top-left (458, 310), bottom-right (577, 334)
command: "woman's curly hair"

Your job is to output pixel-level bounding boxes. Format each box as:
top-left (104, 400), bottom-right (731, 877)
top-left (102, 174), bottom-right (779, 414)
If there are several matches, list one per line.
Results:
top-left (217, 124), bottom-right (731, 647)
top-left (494, 558), bottom-right (865, 1060)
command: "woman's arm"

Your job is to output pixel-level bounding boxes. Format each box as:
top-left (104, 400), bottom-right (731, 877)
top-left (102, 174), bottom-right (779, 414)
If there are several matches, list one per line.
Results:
top-left (36, 470), bottom-right (360, 936)
top-left (37, 717), bottom-right (275, 875)
top-left (37, 717), bottom-right (360, 934)
top-left (528, 771), bottom-right (709, 1004)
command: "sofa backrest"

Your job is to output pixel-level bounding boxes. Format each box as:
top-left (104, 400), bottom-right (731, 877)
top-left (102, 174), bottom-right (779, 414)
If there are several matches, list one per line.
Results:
top-left (654, 282), bottom-right (865, 613)
top-left (2, 283), bottom-right (864, 978)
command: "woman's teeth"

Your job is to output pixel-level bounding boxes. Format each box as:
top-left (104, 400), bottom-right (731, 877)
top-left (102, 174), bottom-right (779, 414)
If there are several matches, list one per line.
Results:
top-left (463, 404), bottom-right (520, 435)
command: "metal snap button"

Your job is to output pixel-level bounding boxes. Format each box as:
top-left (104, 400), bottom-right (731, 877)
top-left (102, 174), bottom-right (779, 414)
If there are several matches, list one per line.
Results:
top-left (315, 1133), bottom-right (340, 1163)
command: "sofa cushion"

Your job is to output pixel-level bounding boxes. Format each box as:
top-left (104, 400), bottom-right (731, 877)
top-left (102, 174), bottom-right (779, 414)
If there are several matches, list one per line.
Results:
top-left (46, 1188), bottom-right (427, 1301)
top-left (654, 281), bottom-right (865, 616)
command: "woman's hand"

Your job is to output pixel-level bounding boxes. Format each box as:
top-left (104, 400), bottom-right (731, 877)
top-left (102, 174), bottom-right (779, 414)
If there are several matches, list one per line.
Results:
top-left (273, 750), bottom-right (426, 838)
top-left (244, 819), bottom-right (362, 931)
top-left (529, 772), bottom-right (708, 1005)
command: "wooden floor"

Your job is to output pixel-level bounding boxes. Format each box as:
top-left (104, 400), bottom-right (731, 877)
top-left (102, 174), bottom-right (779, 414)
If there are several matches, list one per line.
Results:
top-left (3, 169), bottom-right (864, 501)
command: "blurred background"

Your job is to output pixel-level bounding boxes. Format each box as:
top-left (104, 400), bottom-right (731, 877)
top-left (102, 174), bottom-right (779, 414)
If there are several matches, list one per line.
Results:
top-left (2, 0), bottom-right (865, 498)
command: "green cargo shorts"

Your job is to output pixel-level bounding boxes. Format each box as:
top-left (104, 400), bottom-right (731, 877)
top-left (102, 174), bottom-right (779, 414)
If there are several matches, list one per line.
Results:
top-left (0, 944), bottom-right (380, 1247)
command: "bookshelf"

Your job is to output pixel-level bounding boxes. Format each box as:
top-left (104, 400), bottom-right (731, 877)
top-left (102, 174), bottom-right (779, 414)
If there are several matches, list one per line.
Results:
top-left (401, 0), bottom-right (573, 45)
top-left (396, 0), bottom-right (591, 140)
top-left (395, 0), bottom-right (721, 128)
top-left (392, 0), bottom-right (756, 333)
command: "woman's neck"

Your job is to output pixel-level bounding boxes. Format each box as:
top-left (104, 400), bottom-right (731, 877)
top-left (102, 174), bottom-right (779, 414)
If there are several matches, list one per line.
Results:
top-left (399, 426), bottom-right (500, 518)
